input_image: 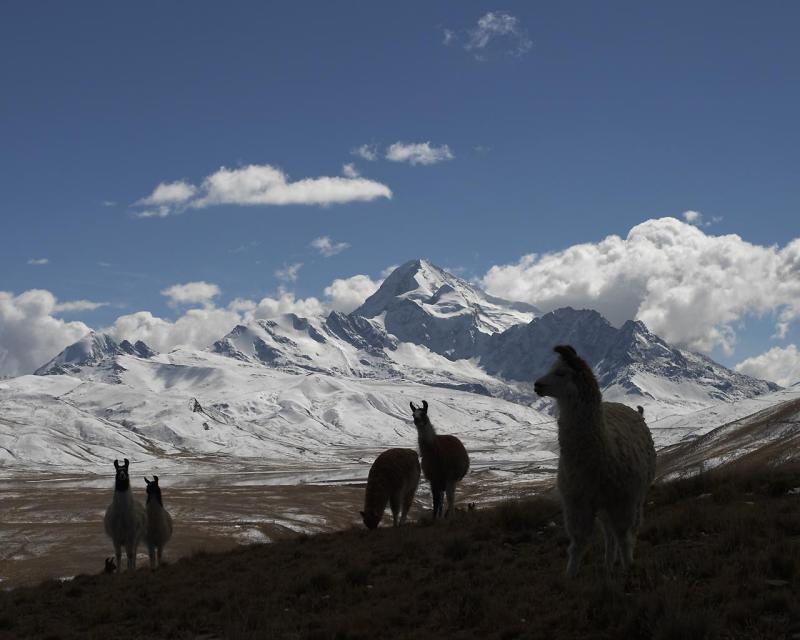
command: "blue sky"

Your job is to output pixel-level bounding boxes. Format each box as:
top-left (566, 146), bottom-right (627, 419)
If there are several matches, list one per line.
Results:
top-left (1, 2), bottom-right (799, 381)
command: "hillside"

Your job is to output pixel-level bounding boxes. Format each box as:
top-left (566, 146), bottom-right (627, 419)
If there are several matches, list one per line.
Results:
top-left (1, 464), bottom-right (798, 640)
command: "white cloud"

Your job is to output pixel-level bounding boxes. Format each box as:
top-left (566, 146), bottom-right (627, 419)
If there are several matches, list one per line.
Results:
top-left (105, 307), bottom-right (241, 354)
top-left (311, 236), bottom-right (350, 257)
top-left (735, 345), bottom-right (800, 387)
top-left (385, 142), bottom-right (454, 166)
top-left (102, 200), bottom-right (117, 207)
top-left (443, 29), bottom-right (456, 45)
top-left (27, 258), bottom-right (49, 265)
top-left (0, 290), bottom-right (91, 376)
top-left (352, 144), bottom-right (378, 161)
top-left (682, 210), bottom-right (723, 228)
top-left (324, 275), bottom-right (381, 313)
top-left (54, 300), bottom-right (110, 313)
top-left (275, 263), bottom-right (303, 283)
top-left (160, 281), bottom-right (221, 307)
top-left (342, 163), bottom-right (360, 178)
top-left (137, 180), bottom-right (197, 206)
top-left (133, 164), bottom-right (392, 218)
top-left (459, 11), bottom-right (532, 58)
top-left (482, 217), bottom-right (800, 355)
top-left (251, 290), bottom-right (325, 319)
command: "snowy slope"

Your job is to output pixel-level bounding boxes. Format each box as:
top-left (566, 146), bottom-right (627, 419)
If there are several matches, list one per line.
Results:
top-left (0, 348), bottom-right (556, 471)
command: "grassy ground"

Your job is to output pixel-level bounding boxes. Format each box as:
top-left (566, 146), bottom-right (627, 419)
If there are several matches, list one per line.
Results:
top-left (1, 464), bottom-right (798, 640)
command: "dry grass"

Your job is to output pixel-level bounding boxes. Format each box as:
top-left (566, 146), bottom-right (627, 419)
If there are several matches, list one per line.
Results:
top-left (1, 465), bottom-right (799, 640)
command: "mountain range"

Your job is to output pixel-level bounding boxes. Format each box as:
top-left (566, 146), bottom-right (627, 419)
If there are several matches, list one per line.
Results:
top-left (0, 259), bottom-right (786, 471)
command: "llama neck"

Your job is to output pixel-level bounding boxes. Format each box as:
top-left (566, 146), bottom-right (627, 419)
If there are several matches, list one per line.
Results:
top-left (112, 488), bottom-right (135, 511)
top-left (556, 395), bottom-right (606, 459)
top-left (364, 480), bottom-right (389, 515)
top-left (416, 419), bottom-right (437, 452)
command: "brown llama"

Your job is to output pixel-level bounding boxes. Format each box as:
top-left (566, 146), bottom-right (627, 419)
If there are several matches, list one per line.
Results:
top-left (409, 400), bottom-right (470, 518)
top-left (360, 448), bottom-right (421, 529)
top-left (534, 345), bottom-right (656, 577)
top-left (144, 475), bottom-right (173, 569)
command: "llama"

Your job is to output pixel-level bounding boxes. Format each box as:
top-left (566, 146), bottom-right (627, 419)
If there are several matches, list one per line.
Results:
top-left (103, 458), bottom-right (146, 571)
top-left (534, 345), bottom-right (656, 577)
top-left (360, 448), bottom-right (421, 529)
top-left (409, 400), bottom-right (470, 519)
top-left (144, 475), bottom-right (173, 569)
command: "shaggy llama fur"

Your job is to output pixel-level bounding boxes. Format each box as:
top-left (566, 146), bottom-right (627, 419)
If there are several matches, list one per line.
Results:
top-left (534, 345), bottom-right (656, 577)
top-left (361, 448), bottom-right (421, 529)
top-left (410, 400), bottom-right (470, 519)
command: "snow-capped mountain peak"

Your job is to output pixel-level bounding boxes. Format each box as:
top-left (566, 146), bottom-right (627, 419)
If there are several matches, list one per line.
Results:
top-left (34, 331), bottom-right (156, 377)
top-left (354, 259), bottom-right (537, 359)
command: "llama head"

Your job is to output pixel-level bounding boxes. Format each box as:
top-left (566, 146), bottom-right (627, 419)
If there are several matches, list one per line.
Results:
top-left (144, 475), bottom-right (163, 505)
top-left (360, 508), bottom-right (382, 530)
top-left (533, 345), bottom-right (601, 404)
top-left (112, 458), bottom-right (130, 492)
top-left (409, 400), bottom-right (429, 428)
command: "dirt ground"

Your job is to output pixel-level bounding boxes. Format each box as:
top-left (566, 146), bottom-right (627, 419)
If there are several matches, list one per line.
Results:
top-left (0, 462), bottom-right (553, 587)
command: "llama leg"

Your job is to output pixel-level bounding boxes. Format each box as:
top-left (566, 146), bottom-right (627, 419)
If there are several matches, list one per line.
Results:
top-left (157, 546), bottom-right (163, 567)
top-left (598, 511), bottom-right (619, 570)
top-left (400, 488), bottom-right (415, 525)
top-left (609, 505), bottom-right (637, 571)
top-left (390, 494), bottom-right (401, 527)
top-left (126, 543), bottom-right (135, 570)
top-left (444, 482), bottom-right (455, 518)
top-left (563, 504), bottom-right (595, 578)
top-left (113, 543), bottom-right (122, 573)
top-left (149, 543), bottom-right (156, 569)
top-left (432, 486), bottom-right (443, 519)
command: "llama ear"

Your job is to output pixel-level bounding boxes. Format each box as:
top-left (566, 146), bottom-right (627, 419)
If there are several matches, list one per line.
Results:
top-left (410, 402), bottom-right (417, 412)
top-left (123, 458), bottom-right (130, 468)
top-left (422, 400), bottom-right (428, 412)
top-left (153, 475), bottom-right (159, 484)
top-left (553, 344), bottom-right (579, 367)
top-left (144, 477), bottom-right (151, 485)
top-left (113, 459), bottom-right (120, 470)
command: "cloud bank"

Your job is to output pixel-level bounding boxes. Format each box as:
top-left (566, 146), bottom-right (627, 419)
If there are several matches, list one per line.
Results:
top-left (482, 217), bottom-right (800, 355)
top-left (135, 164), bottom-right (392, 218)
top-left (735, 345), bottom-right (800, 387)
top-left (161, 281), bottom-right (221, 307)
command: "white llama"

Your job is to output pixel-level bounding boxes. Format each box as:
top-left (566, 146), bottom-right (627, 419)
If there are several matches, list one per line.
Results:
top-left (534, 345), bottom-right (656, 577)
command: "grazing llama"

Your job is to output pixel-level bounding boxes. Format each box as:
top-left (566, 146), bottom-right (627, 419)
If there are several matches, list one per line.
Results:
top-left (360, 448), bottom-right (421, 529)
top-left (409, 400), bottom-right (470, 519)
top-left (144, 475), bottom-right (173, 569)
top-left (103, 458), bottom-right (146, 571)
top-left (534, 345), bottom-right (656, 577)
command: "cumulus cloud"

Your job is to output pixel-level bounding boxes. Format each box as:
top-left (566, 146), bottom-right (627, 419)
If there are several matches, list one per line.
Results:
top-left (105, 307), bottom-right (241, 354)
top-left (160, 281), bottom-right (221, 307)
top-left (54, 300), bottom-right (110, 313)
top-left (311, 236), bottom-right (350, 257)
top-left (324, 275), bottom-right (381, 313)
top-left (445, 12), bottom-right (531, 59)
top-left (27, 258), bottom-right (49, 265)
top-left (352, 144), bottom-right (378, 162)
top-left (342, 163), bottom-right (360, 178)
top-left (138, 180), bottom-right (197, 206)
top-left (133, 164), bottom-right (392, 218)
top-left (0, 290), bottom-right (91, 376)
top-left (385, 142), bottom-right (454, 166)
top-left (735, 345), bottom-right (800, 387)
top-left (275, 263), bottom-right (303, 283)
top-left (482, 217), bottom-right (800, 355)
top-left (682, 210), bottom-right (723, 228)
